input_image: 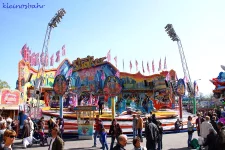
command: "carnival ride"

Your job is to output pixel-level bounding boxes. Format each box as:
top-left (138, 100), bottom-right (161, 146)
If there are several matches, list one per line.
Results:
top-left (16, 17), bottom-right (200, 135)
top-left (210, 65), bottom-right (225, 103)
top-left (165, 24), bottom-right (198, 117)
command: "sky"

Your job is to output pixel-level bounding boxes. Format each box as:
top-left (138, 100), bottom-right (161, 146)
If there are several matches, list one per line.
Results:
top-left (0, 0), bottom-right (225, 96)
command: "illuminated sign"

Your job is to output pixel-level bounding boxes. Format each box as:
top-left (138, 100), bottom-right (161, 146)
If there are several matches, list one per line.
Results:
top-left (72, 56), bottom-right (106, 72)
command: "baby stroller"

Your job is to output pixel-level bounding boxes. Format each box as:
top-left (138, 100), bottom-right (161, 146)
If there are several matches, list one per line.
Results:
top-left (32, 130), bottom-right (48, 146)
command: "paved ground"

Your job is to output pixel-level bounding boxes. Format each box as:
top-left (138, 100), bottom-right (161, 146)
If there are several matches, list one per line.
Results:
top-left (12, 132), bottom-right (199, 150)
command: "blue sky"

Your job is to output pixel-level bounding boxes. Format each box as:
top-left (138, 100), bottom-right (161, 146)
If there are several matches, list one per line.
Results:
top-left (0, 0), bottom-right (224, 95)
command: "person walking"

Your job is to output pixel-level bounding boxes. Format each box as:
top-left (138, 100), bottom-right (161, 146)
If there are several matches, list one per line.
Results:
top-left (187, 116), bottom-right (194, 148)
top-left (145, 117), bottom-right (159, 150)
top-left (157, 121), bottom-right (163, 150)
top-left (137, 115), bottom-right (143, 142)
top-left (201, 116), bottom-right (216, 141)
top-left (195, 113), bottom-right (203, 136)
top-left (113, 134), bottom-right (127, 150)
top-left (203, 128), bottom-right (217, 150)
top-left (48, 127), bottom-right (64, 150)
top-left (132, 137), bottom-right (147, 150)
top-left (216, 122), bottom-right (225, 150)
top-left (132, 115), bottom-right (138, 139)
top-left (0, 129), bottom-right (16, 150)
top-left (93, 115), bottom-right (102, 147)
top-left (100, 128), bottom-right (109, 150)
top-left (109, 119), bottom-right (122, 150)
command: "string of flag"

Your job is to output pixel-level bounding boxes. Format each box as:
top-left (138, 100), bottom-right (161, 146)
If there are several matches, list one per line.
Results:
top-left (20, 44), bottom-right (66, 67)
top-left (105, 49), bottom-right (168, 74)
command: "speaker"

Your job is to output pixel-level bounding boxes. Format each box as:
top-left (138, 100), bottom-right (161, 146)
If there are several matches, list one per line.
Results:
top-left (27, 73), bottom-right (33, 82)
top-left (144, 80), bottom-right (148, 86)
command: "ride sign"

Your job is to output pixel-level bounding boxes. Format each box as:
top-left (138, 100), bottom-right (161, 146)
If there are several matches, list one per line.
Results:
top-left (53, 75), bottom-right (68, 95)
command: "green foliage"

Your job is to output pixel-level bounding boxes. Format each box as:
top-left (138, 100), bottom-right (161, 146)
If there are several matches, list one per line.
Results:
top-left (0, 79), bottom-right (10, 89)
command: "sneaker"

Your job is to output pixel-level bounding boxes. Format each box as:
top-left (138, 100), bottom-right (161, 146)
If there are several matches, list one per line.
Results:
top-left (92, 145), bottom-right (96, 147)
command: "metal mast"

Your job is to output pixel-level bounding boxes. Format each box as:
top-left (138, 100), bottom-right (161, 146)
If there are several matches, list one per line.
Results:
top-left (165, 24), bottom-right (194, 95)
top-left (34, 8), bottom-right (66, 118)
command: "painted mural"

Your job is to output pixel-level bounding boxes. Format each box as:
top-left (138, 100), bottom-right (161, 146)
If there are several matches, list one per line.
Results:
top-left (70, 63), bottom-right (119, 94)
top-left (18, 56), bottom-right (178, 116)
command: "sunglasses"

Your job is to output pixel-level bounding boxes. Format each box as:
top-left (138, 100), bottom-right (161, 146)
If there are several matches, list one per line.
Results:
top-left (9, 135), bottom-right (16, 138)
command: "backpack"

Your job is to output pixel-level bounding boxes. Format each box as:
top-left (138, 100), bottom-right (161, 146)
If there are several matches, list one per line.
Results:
top-left (190, 138), bottom-right (200, 149)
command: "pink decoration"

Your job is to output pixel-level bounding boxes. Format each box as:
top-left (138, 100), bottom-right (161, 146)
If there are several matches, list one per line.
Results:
top-left (115, 71), bottom-right (120, 78)
top-left (50, 54), bottom-right (54, 66)
top-left (62, 45), bottom-right (66, 56)
top-left (55, 50), bottom-right (60, 62)
top-left (35, 53), bottom-right (39, 66)
top-left (107, 49), bottom-right (111, 62)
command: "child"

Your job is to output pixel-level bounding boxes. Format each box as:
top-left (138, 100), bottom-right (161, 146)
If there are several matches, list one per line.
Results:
top-left (100, 128), bottom-right (108, 150)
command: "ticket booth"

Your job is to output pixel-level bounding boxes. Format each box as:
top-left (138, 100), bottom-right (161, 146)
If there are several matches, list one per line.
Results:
top-left (74, 106), bottom-right (96, 140)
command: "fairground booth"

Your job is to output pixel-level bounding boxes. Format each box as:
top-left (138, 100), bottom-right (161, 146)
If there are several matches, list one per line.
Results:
top-left (17, 54), bottom-right (179, 120)
top-left (74, 106), bottom-right (96, 139)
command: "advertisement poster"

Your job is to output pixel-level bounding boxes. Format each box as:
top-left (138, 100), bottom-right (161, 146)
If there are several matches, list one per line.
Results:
top-left (1, 89), bottom-right (20, 105)
top-left (78, 124), bottom-right (93, 136)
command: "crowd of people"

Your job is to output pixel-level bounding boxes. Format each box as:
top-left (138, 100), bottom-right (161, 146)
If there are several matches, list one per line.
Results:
top-left (92, 113), bottom-right (163, 150)
top-left (192, 109), bottom-right (225, 150)
top-left (0, 115), bottom-right (65, 150)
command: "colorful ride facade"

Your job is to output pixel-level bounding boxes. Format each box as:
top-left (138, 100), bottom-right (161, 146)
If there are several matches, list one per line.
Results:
top-left (210, 67), bottom-right (225, 103)
top-left (17, 55), bottom-right (178, 119)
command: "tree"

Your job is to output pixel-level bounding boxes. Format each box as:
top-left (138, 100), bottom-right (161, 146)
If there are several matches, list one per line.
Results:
top-left (0, 79), bottom-right (10, 89)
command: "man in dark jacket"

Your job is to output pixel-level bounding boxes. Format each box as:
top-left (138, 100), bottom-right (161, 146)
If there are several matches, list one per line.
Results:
top-left (211, 116), bottom-right (219, 134)
top-left (113, 134), bottom-right (127, 150)
top-left (145, 117), bottom-right (159, 150)
top-left (48, 127), bottom-right (64, 150)
top-left (216, 122), bottom-right (225, 150)
top-left (203, 128), bottom-right (217, 150)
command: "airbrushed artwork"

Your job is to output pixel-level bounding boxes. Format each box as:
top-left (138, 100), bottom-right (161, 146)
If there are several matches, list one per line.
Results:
top-left (17, 54), bottom-right (182, 134)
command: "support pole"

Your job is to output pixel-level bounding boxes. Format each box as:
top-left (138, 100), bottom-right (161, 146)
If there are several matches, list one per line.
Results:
top-left (60, 96), bottom-right (63, 118)
top-left (111, 96), bottom-right (115, 120)
top-left (193, 97), bottom-right (196, 115)
top-left (179, 96), bottom-right (183, 119)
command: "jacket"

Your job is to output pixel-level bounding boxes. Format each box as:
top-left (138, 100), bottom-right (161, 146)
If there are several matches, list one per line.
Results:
top-left (200, 121), bottom-right (216, 138)
top-left (50, 136), bottom-right (64, 150)
top-left (137, 118), bottom-right (143, 129)
top-left (203, 132), bottom-right (217, 150)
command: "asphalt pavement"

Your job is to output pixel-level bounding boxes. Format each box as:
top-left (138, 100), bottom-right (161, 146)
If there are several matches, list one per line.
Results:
top-left (12, 132), bottom-right (199, 150)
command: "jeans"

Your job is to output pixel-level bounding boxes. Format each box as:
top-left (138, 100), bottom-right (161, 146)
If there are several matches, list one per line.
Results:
top-left (137, 128), bottom-right (143, 142)
top-left (188, 132), bottom-right (193, 147)
top-left (102, 142), bottom-right (109, 150)
top-left (197, 129), bottom-right (200, 136)
top-left (110, 136), bottom-right (116, 150)
top-left (94, 131), bottom-right (101, 146)
top-left (133, 128), bottom-right (137, 139)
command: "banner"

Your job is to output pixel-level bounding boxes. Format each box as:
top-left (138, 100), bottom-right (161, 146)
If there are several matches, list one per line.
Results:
top-left (1, 89), bottom-right (20, 105)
